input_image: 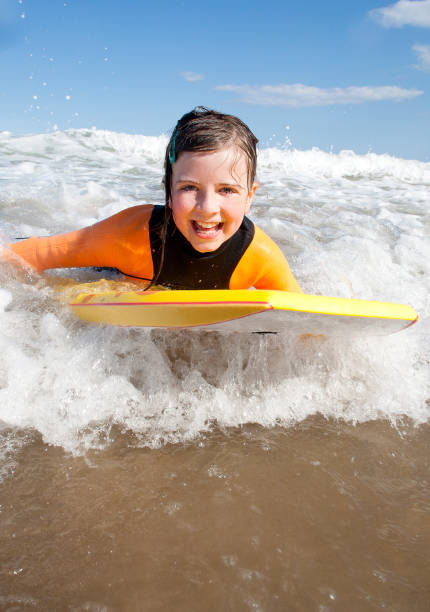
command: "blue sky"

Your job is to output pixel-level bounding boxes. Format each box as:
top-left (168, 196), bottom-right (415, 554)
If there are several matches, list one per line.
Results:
top-left (1, 0), bottom-right (429, 160)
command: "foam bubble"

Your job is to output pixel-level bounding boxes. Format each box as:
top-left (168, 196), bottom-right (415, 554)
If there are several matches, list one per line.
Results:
top-left (0, 290), bottom-right (12, 312)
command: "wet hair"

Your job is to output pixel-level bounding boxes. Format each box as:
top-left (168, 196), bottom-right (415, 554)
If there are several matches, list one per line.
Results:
top-left (149, 107), bottom-right (259, 288)
top-left (164, 106), bottom-right (258, 204)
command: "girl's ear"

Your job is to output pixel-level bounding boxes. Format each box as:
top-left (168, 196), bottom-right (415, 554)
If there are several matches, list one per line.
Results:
top-left (245, 182), bottom-right (258, 213)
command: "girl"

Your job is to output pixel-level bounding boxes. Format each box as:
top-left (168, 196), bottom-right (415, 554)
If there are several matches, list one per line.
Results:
top-left (6, 107), bottom-right (302, 292)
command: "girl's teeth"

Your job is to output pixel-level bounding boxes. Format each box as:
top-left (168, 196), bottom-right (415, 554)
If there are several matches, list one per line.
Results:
top-left (195, 222), bottom-right (219, 229)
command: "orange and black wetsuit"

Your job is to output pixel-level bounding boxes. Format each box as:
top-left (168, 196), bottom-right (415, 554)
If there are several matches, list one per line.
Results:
top-left (7, 205), bottom-right (301, 291)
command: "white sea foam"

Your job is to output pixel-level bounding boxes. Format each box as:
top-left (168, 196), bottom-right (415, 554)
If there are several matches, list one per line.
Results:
top-left (0, 129), bottom-right (429, 458)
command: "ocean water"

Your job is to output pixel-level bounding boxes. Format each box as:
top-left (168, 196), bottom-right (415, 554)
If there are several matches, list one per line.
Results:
top-left (0, 129), bottom-right (429, 611)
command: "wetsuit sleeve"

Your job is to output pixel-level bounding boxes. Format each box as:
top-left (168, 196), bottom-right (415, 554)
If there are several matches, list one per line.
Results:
top-left (5, 205), bottom-right (154, 279)
top-left (229, 225), bottom-right (302, 292)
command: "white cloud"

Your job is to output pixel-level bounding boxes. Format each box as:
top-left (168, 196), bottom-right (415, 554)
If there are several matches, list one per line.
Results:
top-left (181, 71), bottom-right (204, 82)
top-left (370, 0), bottom-right (430, 28)
top-left (216, 83), bottom-right (423, 108)
top-left (413, 43), bottom-right (430, 69)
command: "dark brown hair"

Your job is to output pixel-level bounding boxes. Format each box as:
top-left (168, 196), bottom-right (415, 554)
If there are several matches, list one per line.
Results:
top-left (164, 106), bottom-right (258, 205)
top-left (149, 107), bottom-right (259, 288)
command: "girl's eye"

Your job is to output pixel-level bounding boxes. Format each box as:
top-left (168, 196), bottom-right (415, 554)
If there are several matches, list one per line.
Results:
top-left (180, 184), bottom-right (197, 191)
top-left (220, 187), bottom-right (236, 194)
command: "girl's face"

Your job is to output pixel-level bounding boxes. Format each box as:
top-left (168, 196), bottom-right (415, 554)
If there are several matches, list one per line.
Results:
top-left (170, 147), bottom-right (257, 253)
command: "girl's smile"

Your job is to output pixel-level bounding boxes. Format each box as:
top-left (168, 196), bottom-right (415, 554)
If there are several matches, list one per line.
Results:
top-left (170, 147), bottom-right (257, 252)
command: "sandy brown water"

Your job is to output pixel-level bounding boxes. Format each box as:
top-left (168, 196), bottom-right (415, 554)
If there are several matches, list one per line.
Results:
top-left (1, 417), bottom-right (429, 612)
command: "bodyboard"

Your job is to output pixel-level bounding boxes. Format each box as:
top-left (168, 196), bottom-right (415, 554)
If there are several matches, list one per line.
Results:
top-left (67, 285), bottom-right (418, 335)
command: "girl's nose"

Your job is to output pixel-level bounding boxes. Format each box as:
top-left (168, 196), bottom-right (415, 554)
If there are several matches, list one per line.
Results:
top-left (197, 189), bottom-right (219, 214)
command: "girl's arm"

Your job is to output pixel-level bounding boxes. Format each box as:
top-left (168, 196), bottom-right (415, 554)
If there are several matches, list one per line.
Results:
top-left (4, 205), bottom-right (154, 277)
top-left (6, 225), bottom-right (104, 271)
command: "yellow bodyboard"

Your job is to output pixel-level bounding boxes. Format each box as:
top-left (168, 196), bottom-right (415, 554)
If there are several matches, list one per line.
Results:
top-left (67, 284), bottom-right (418, 335)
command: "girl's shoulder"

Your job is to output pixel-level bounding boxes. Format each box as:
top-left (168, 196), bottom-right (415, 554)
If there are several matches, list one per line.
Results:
top-left (229, 222), bottom-right (289, 289)
top-left (250, 223), bottom-right (286, 260)
top-left (93, 204), bottom-right (157, 235)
